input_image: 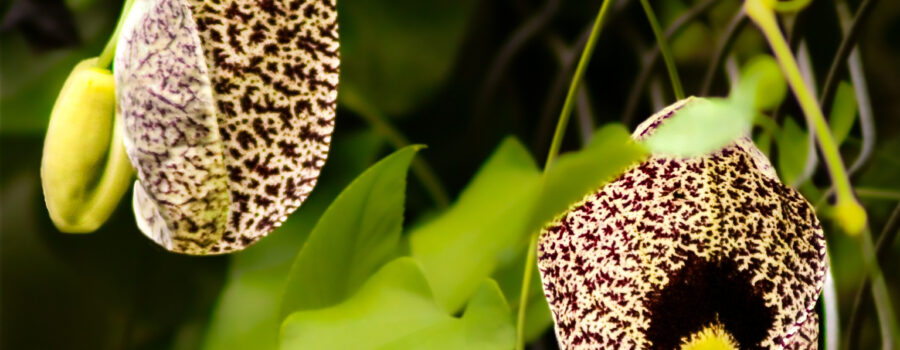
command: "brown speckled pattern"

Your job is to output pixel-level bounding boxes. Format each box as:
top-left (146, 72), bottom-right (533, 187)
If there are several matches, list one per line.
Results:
top-left (116, 0), bottom-right (338, 254)
top-left (537, 98), bottom-right (826, 349)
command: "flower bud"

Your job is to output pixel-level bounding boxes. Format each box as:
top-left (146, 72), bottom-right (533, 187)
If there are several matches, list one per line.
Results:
top-left (115, 0), bottom-right (339, 254)
top-left (833, 198), bottom-right (867, 236)
top-left (41, 58), bottom-right (133, 233)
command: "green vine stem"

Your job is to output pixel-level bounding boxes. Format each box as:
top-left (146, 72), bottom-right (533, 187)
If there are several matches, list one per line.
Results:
top-left (746, 0), bottom-right (899, 345)
top-left (861, 226), bottom-right (899, 349)
top-left (638, 0), bottom-right (684, 101)
top-left (745, 0), bottom-right (865, 234)
top-left (846, 203), bottom-right (900, 348)
top-left (96, 0), bottom-right (137, 69)
top-left (764, 0), bottom-right (812, 13)
top-left (515, 1), bottom-right (613, 348)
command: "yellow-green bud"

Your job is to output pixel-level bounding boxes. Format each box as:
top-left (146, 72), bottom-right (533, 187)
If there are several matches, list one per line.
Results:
top-left (739, 54), bottom-right (787, 111)
top-left (41, 58), bottom-right (133, 233)
top-left (833, 199), bottom-right (867, 236)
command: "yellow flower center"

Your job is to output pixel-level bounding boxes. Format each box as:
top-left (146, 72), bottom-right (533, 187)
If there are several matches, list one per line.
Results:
top-left (679, 322), bottom-right (739, 350)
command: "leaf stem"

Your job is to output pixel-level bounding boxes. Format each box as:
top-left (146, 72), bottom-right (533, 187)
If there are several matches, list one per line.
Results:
top-left (516, 1), bottom-right (613, 348)
top-left (638, 0), bottom-right (684, 101)
top-left (96, 0), bottom-right (137, 69)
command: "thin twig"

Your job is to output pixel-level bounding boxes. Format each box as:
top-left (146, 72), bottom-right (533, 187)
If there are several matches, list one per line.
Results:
top-left (542, 31), bottom-right (596, 147)
top-left (638, 0), bottom-right (684, 101)
top-left (474, 0), bottom-right (561, 120)
top-left (818, 0), bottom-right (878, 113)
top-left (350, 100), bottom-right (451, 209)
top-left (824, 256), bottom-right (840, 350)
top-left (534, 26), bottom-right (593, 158)
top-left (622, 0), bottom-right (718, 125)
top-left (516, 1), bottom-right (614, 347)
top-left (840, 204), bottom-right (900, 350)
top-left (795, 42), bottom-right (820, 187)
top-left (835, 0), bottom-right (876, 174)
top-left (575, 84), bottom-right (596, 146)
top-left (699, 10), bottom-right (748, 96)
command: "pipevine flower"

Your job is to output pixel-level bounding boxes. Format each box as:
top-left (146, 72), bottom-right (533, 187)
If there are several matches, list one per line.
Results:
top-left (115, 0), bottom-right (339, 254)
top-left (41, 58), bottom-right (133, 233)
top-left (538, 99), bottom-right (827, 349)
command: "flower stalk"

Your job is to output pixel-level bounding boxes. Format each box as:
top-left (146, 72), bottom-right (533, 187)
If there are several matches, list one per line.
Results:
top-left (516, 1), bottom-right (613, 348)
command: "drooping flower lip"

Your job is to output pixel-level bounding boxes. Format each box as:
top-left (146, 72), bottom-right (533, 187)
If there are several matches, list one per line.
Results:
top-left (115, 0), bottom-right (339, 254)
top-left (537, 98), bottom-right (827, 348)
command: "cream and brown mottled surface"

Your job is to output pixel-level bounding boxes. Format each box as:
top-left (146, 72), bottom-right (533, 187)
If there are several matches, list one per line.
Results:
top-left (116, 0), bottom-right (338, 254)
top-left (537, 98), bottom-right (826, 349)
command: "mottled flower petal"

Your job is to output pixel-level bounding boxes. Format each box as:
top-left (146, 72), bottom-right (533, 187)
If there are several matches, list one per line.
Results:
top-left (115, 0), bottom-right (339, 254)
top-left (537, 98), bottom-right (827, 349)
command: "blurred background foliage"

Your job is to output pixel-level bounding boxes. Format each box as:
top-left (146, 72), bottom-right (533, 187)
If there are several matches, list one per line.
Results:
top-left (2, 0), bottom-right (900, 348)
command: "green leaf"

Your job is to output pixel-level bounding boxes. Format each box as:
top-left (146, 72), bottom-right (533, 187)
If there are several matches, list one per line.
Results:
top-left (534, 124), bottom-right (648, 229)
top-left (201, 131), bottom-right (384, 350)
top-left (280, 145), bottom-right (419, 317)
top-left (279, 258), bottom-right (515, 350)
top-left (643, 97), bottom-right (754, 157)
top-left (828, 81), bottom-right (858, 147)
top-left (338, 0), bottom-right (477, 116)
top-left (740, 54), bottom-right (787, 111)
top-left (776, 117), bottom-right (809, 186)
top-left (410, 138), bottom-right (542, 312)
top-left (410, 126), bottom-right (644, 318)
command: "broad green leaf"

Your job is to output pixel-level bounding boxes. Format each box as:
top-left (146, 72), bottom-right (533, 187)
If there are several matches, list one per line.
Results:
top-left (201, 131), bottom-right (383, 350)
top-left (740, 54), bottom-right (787, 110)
top-left (776, 118), bottom-right (809, 186)
top-left (643, 97), bottom-right (754, 157)
top-left (280, 258), bottom-right (515, 350)
top-left (280, 146), bottom-right (419, 317)
top-left (412, 127), bottom-right (644, 316)
top-left (339, 0), bottom-right (477, 116)
top-left (829, 81), bottom-right (858, 147)
top-left (534, 124), bottom-right (648, 230)
top-left (410, 138), bottom-right (542, 312)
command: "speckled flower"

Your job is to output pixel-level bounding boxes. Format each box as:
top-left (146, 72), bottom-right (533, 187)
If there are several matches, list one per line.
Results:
top-left (537, 98), bottom-right (827, 349)
top-left (115, 0), bottom-right (339, 254)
